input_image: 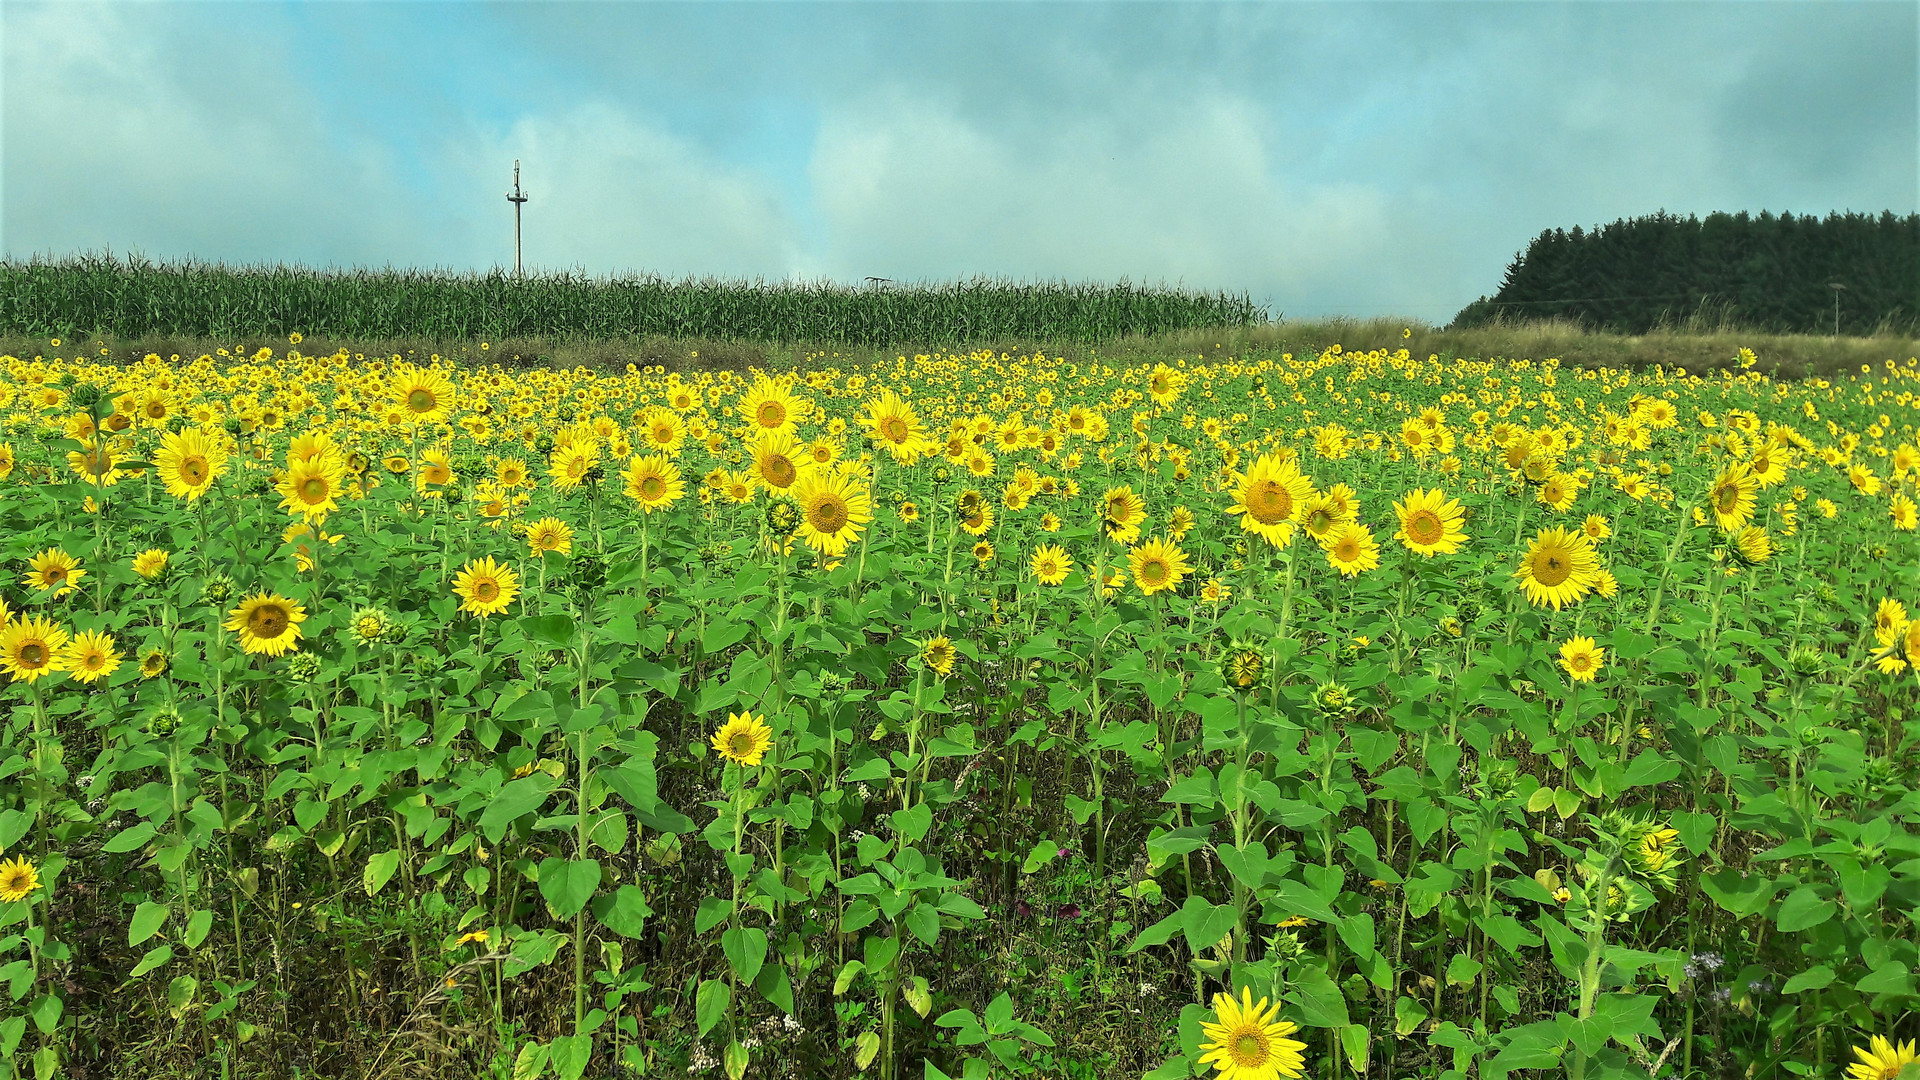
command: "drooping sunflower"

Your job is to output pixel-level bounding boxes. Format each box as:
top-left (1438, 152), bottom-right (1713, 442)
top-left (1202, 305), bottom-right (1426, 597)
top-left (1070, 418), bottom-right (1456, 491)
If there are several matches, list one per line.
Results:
top-left (1558, 636), bottom-right (1604, 682)
top-left (1847, 1036), bottom-right (1918, 1080)
top-left (1514, 526), bottom-right (1602, 611)
top-left (139, 648), bottom-right (169, 679)
top-left (0, 857), bottom-right (39, 903)
top-left (622, 454), bottom-right (686, 513)
top-left (1030, 544), bottom-right (1072, 586)
top-left (1298, 494), bottom-right (1342, 542)
top-left (1729, 524), bottom-right (1773, 566)
top-left (1129, 537), bottom-right (1192, 597)
top-left (860, 389), bottom-right (931, 464)
top-left (1101, 485), bottom-right (1148, 544)
top-left (701, 711), bottom-right (773, 774)
top-left (1227, 453), bottom-right (1313, 548)
top-left (60, 629), bottom-right (121, 684)
top-left (791, 468), bottom-right (873, 558)
top-left (1196, 986), bottom-right (1309, 1080)
top-left (277, 454), bottom-right (348, 521)
top-left (1708, 461), bottom-right (1759, 532)
top-left (920, 635), bottom-right (957, 677)
top-left (452, 557), bottom-right (520, 619)
top-left (224, 592), bottom-right (307, 656)
top-left (154, 426), bottom-right (228, 501)
top-left (393, 365), bottom-right (456, 424)
top-left (1322, 521), bottom-right (1380, 578)
top-left (524, 517), bottom-right (574, 556)
top-left (0, 616), bottom-right (69, 683)
top-left (24, 548), bottom-right (85, 599)
top-left (738, 376), bottom-right (809, 435)
top-left (1392, 488), bottom-right (1467, 556)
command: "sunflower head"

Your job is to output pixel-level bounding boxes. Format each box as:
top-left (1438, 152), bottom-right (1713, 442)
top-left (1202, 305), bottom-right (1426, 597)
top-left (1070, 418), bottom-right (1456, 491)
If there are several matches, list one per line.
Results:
top-left (710, 711), bottom-right (774, 768)
top-left (1197, 986), bottom-right (1308, 1080)
top-left (0, 857), bottom-right (41, 903)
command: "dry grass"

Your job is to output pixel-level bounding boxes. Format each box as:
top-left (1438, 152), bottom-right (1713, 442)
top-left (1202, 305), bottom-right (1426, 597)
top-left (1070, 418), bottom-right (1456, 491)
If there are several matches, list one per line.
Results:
top-left (10, 315), bottom-right (1917, 381)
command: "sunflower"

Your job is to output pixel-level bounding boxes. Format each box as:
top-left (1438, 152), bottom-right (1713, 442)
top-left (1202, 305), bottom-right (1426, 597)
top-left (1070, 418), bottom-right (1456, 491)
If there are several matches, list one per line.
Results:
top-left (0, 857), bottom-right (39, 903)
top-left (1581, 514), bottom-right (1611, 542)
top-left (495, 457), bottom-right (531, 489)
top-left (1729, 524), bottom-right (1773, 566)
top-left (225, 592), bottom-right (307, 656)
top-left (710, 711), bottom-right (773, 767)
top-left (1515, 526), bottom-right (1602, 611)
top-left (24, 548), bottom-right (86, 599)
top-left (1536, 473), bottom-right (1578, 512)
top-left (154, 426), bottom-right (228, 501)
top-left (1708, 461), bottom-right (1759, 532)
top-left (139, 648), bottom-right (169, 679)
top-left (637, 406), bottom-right (684, 456)
top-left (1322, 521), bottom-right (1380, 578)
top-left (547, 444), bottom-right (599, 491)
top-left (1030, 544), bottom-right (1072, 586)
top-left (623, 454), bottom-right (686, 513)
top-left (393, 365), bottom-right (456, 423)
top-left (1392, 488), bottom-right (1467, 556)
top-left (960, 501), bottom-right (995, 536)
top-left (384, 454), bottom-right (410, 474)
top-left (860, 389), bottom-right (931, 464)
top-left (920, 635), bottom-right (956, 676)
top-left (452, 557), bottom-right (520, 619)
top-left (1197, 986), bottom-right (1308, 1080)
top-left (66, 438), bottom-right (123, 487)
top-left (1558, 636), bottom-right (1604, 682)
top-left (738, 376), bottom-right (808, 434)
top-left (1129, 537), bottom-right (1192, 597)
top-left (791, 469), bottom-right (873, 557)
top-left (971, 539), bottom-right (995, 564)
top-left (415, 447), bottom-right (455, 495)
top-left (1101, 485), bottom-right (1147, 544)
top-left (1228, 453), bottom-right (1312, 548)
top-left (524, 517), bottom-right (574, 556)
top-left (0, 616), bottom-right (69, 683)
top-left (1891, 492), bottom-right (1918, 531)
top-left (1847, 1036), bottom-right (1919, 1080)
top-left (751, 430), bottom-right (808, 493)
top-left (277, 454), bottom-right (347, 520)
top-left (1145, 362), bottom-right (1186, 407)
top-left (61, 629), bottom-right (121, 684)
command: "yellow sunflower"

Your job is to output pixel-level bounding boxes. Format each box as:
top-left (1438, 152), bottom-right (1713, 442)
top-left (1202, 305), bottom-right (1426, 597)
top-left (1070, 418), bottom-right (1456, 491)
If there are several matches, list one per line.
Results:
top-left (622, 454), bottom-right (686, 513)
top-left (547, 444), bottom-right (599, 491)
top-left (920, 635), bottom-right (956, 676)
top-left (1558, 636), bottom-right (1604, 682)
top-left (24, 548), bottom-right (86, 599)
top-left (66, 438), bottom-right (123, 487)
top-left (1197, 986), bottom-right (1308, 1080)
top-left (495, 457), bottom-right (531, 489)
top-left (452, 557), bottom-right (520, 619)
top-left (1846, 1036), bottom-right (1918, 1080)
top-left (751, 430), bottom-right (809, 493)
top-left (1392, 487), bottom-right (1467, 556)
top-left (1708, 461), bottom-right (1759, 532)
top-left (277, 454), bottom-right (347, 520)
top-left (791, 468), bottom-right (873, 558)
top-left (0, 856), bottom-right (40, 903)
top-left (0, 616), bottom-right (70, 683)
top-left (1030, 543), bottom-right (1072, 586)
top-left (710, 710), bottom-right (773, 767)
top-left (1322, 521), bottom-right (1380, 577)
top-left (131, 549), bottom-right (170, 581)
top-left (1129, 537), bottom-right (1192, 596)
top-left (1515, 526), bottom-right (1602, 611)
top-left (224, 592), bottom-right (307, 656)
top-left (637, 406), bottom-right (685, 456)
top-left (860, 389), bottom-right (931, 464)
top-left (154, 426), bottom-right (228, 501)
top-left (737, 376), bottom-right (809, 435)
top-left (393, 365), bottom-right (456, 423)
top-left (61, 629), bottom-right (121, 684)
top-left (1101, 485), bottom-right (1147, 544)
top-left (1227, 453), bottom-right (1312, 548)
top-left (524, 517), bottom-right (574, 556)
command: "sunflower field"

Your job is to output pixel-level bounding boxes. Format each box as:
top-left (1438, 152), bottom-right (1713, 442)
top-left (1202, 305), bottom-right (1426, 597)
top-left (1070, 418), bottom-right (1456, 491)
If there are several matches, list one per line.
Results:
top-left (0, 338), bottom-right (1917, 1080)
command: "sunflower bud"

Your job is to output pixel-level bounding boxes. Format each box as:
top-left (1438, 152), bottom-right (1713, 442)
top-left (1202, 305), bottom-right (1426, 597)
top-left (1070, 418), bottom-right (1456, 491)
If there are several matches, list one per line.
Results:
top-left (763, 497), bottom-right (800, 536)
top-left (201, 572), bottom-right (235, 605)
top-left (286, 652), bottom-right (322, 680)
top-left (146, 708), bottom-right (182, 737)
top-left (1217, 640), bottom-right (1267, 692)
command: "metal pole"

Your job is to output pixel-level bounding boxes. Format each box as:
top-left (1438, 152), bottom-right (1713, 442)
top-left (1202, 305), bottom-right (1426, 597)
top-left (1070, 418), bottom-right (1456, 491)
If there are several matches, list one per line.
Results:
top-left (507, 160), bottom-right (529, 279)
top-left (1828, 282), bottom-right (1845, 337)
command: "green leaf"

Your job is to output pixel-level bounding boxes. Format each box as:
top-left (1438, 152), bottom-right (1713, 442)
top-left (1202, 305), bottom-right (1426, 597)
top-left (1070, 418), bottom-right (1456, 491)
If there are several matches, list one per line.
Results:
top-left (696, 979), bottom-right (731, 1039)
top-left (549, 1032), bottom-right (593, 1080)
top-left (166, 975), bottom-right (198, 1020)
top-left (480, 774), bottom-right (559, 843)
top-left (104, 820), bottom-right (157, 854)
top-left (1445, 953), bottom-right (1483, 988)
top-left (1180, 897), bottom-right (1238, 954)
top-left (722, 926), bottom-right (768, 986)
top-left (1287, 965), bottom-right (1349, 1028)
top-left (363, 849), bottom-right (402, 898)
top-left (520, 613), bottom-right (576, 650)
top-left (129, 944), bottom-right (174, 979)
top-left (904, 901), bottom-right (940, 947)
top-left (537, 858), bottom-right (602, 920)
top-left (1775, 885), bottom-right (1834, 932)
top-left (1856, 962), bottom-right (1914, 996)
top-left (1020, 840), bottom-right (1058, 874)
top-left (1781, 965), bottom-right (1835, 994)
top-left (129, 901), bottom-right (169, 947)
top-left (891, 802), bottom-right (933, 845)
top-left (591, 886), bottom-right (654, 939)
top-left (1701, 869), bottom-right (1776, 916)
top-left (183, 908), bottom-right (213, 950)
top-left (1673, 810), bottom-right (1717, 855)
top-left (512, 1039), bottom-right (551, 1080)
top-left (833, 960), bottom-right (865, 995)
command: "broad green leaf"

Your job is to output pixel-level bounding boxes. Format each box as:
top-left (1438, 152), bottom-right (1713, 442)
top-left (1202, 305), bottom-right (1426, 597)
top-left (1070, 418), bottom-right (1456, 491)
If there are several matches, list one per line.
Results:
top-left (363, 849), bottom-right (402, 898)
top-left (129, 901), bottom-right (169, 947)
top-left (696, 978), bottom-right (730, 1038)
top-left (537, 858), bottom-right (602, 920)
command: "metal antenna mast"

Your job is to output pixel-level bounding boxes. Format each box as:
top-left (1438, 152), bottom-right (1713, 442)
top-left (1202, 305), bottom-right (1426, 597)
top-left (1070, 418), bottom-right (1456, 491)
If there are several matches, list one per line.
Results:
top-left (1828, 282), bottom-right (1845, 337)
top-left (506, 160), bottom-right (529, 278)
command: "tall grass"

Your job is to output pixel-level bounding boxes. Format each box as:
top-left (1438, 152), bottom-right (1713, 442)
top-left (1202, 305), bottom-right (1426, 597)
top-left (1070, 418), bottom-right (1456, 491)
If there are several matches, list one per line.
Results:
top-left (0, 252), bottom-right (1267, 346)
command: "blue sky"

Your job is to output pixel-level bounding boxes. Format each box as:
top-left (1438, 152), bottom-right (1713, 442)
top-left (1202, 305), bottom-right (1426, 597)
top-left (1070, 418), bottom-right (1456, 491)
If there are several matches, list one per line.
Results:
top-left (4, 1), bottom-right (1914, 325)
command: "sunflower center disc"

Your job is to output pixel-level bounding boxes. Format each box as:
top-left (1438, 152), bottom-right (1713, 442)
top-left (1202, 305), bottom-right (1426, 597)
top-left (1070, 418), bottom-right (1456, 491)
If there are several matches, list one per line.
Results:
top-left (1248, 480), bottom-right (1290, 524)
top-left (408, 389), bottom-right (435, 412)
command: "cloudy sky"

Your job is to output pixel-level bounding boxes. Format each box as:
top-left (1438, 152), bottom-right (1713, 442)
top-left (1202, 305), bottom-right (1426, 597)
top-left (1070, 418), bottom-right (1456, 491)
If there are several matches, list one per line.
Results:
top-left (3, 1), bottom-right (1914, 325)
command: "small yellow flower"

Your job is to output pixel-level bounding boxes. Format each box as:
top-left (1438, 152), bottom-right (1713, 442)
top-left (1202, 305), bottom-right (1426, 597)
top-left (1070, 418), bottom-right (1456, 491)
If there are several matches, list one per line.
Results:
top-left (0, 856), bottom-right (40, 902)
